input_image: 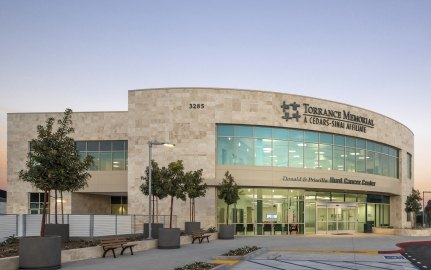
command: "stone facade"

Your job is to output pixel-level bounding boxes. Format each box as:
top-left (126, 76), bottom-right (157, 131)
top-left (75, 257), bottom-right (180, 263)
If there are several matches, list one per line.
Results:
top-left (7, 88), bottom-right (414, 230)
top-left (7, 111), bottom-right (128, 214)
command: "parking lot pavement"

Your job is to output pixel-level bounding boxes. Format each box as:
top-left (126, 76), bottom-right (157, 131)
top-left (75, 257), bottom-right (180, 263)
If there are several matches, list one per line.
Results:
top-left (61, 234), bottom-right (430, 270)
top-left (229, 251), bottom-right (417, 270)
top-left (400, 241), bottom-right (431, 269)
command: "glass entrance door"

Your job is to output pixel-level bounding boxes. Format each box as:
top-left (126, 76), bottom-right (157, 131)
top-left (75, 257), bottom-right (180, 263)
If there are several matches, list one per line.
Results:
top-left (316, 203), bottom-right (357, 234)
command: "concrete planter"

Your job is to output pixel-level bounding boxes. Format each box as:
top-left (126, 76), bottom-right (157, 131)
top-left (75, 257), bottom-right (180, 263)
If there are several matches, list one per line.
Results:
top-left (218, 224), bottom-right (235, 239)
top-left (394, 228), bottom-right (431, 236)
top-left (374, 227), bottom-right (395, 235)
top-left (158, 228), bottom-right (181, 249)
top-left (143, 223), bottom-right (164, 239)
top-left (45, 224), bottom-right (70, 242)
top-left (19, 235), bottom-right (62, 270)
top-left (184, 222), bottom-right (201, 235)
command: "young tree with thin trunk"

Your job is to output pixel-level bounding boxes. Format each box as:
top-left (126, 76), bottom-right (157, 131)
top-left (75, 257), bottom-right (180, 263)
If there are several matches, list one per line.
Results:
top-left (184, 169), bottom-right (207, 222)
top-left (163, 160), bottom-right (187, 228)
top-left (217, 171), bottom-right (240, 225)
top-left (140, 160), bottom-right (168, 222)
top-left (405, 188), bottom-right (422, 228)
top-left (19, 109), bottom-right (93, 236)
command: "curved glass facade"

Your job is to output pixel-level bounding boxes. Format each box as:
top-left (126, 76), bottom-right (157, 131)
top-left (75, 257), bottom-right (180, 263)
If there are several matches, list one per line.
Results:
top-left (217, 125), bottom-right (398, 178)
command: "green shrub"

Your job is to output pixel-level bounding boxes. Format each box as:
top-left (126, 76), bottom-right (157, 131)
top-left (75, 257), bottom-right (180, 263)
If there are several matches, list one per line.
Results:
top-left (206, 227), bottom-right (217, 233)
top-left (174, 261), bottom-right (216, 270)
top-left (222, 245), bottom-right (260, 256)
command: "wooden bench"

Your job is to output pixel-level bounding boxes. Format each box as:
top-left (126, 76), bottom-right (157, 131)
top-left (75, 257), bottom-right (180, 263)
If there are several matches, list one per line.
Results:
top-left (191, 231), bottom-right (211, 244)
top-left (100, 238), bottom-right (137, 258)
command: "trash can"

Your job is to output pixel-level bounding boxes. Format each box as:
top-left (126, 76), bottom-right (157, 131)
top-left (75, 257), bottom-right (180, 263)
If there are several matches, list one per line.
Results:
top-left (364, 223), bottom-right (372, 233)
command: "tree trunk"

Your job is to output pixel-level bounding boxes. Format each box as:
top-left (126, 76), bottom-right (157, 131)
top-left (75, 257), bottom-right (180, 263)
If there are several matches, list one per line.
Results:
top-left (170, 196), bottom-right (174, 228)
top-left (192, 198), bottom-right (196, 222)
top-left (189, 199), bottom-right (192, 222)
top-left (60, 191), bottom-right (64, 224)
top-left (41, 190), bottom-right (48, 237)
top-left (226, 204), bottom-right (230, 225)
top-left (54, 189), bottom-right (58, 224)
top-left (152, 195), bottom-right (156, 223)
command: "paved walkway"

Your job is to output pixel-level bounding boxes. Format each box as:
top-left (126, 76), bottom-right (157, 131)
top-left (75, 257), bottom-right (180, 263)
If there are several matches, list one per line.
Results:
top-left (62, 234), bottom-right (430, 270)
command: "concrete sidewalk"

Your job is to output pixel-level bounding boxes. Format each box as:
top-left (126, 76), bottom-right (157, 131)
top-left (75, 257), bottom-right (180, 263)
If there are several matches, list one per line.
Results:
top-left (61, 234), bottom-right (429, 270)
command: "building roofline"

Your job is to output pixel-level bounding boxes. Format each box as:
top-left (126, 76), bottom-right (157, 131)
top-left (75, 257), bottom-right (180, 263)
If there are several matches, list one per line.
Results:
top-left (129, 87), bottom-right (413, 135)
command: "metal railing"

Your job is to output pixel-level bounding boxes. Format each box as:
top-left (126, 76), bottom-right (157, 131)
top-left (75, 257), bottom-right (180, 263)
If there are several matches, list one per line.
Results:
top-left (0, 214), bottom-right (176, 240)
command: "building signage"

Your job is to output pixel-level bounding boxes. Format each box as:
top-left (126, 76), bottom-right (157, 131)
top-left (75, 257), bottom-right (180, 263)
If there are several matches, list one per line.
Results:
top-left (281, 101), bottom-right (375, 133)
top-left (282, 176), bottom-right (376, 187)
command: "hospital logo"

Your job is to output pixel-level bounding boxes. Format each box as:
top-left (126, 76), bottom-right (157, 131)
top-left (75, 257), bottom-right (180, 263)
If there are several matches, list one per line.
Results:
top-left (281, 101), bottom-right (301, 122)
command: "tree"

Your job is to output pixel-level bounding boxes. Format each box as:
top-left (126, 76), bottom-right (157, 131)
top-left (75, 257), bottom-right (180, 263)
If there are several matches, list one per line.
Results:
top-left (184, 169), bottom-right (207, 222)
top-left (140, 160), bottom-right (168, 223)
top-left (405, 188), bottom-right (422, 228)
top-left (424, 200), bottom-right (431, 227)
top-left (19, 109), bottom-right (94, 236)
top-left (217, 171), bottom-right (240, 225)
top-left (163, 160), bottom-right (187, 228)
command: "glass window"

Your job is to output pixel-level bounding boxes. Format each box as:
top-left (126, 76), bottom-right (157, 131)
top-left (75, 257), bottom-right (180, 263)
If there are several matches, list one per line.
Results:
top-left (215, 125), bottom-right (399, 179)
top-left (289, 141), bottom-right (303, 168)
top-left (100, 152), bottom-right (112, 171)
top-left (235, 138), bottom-right (254, 165)
top-left (356, 149), bottom-right (366, 173)
top-left (113, 141), bottom-right (125, 151)
top-left (407, 153), bottom-right (412, 179)
top-left (374, 153), bottom-right (382, 175)
top-left (357, 139), bottom-right (366, 149)
top-left (100, 141), bottom-right (111, 151)
top-left (334, 135), bottom-right (345, 146)
top-left (289, 130), bottom-right (303, 141)
top-left (316, 192), bottom-right (330, 202)
top-left (29, 192), bottom-right (47, 214)
top-left (331, 193), bottom-right (344, 202)
top-left (367, 141), bottom-right (375, 151)
top-left (113, 152), bottom-right (125, 170)
top-left (381, 145), bottom-right (389, 155)
top-left (217, 125), bottom-right (234, 137)
top-left (319, 144), bottom-right (332, 170)
top-left (87, 141), bottom-right (99, 151)
top-left (366, 151), bottom-right (375, 174)
top-left (333, 146), bottom-right (345, 171)
top-left (381, 154), bottom-right (389, 176)
top-left (374, 143), bottom-right (382, 153)
top-left (304, 131), bottom-right (318, 143)
top-left (217, 137), bottom-right (234, 165)
top-left (75, 140), bottom-right (127, 171)
top-left (346, 137), bottom-right (355, 147)
top-left (304, 143), bottom-right (318, 169)
top-left (346, 147), bottom-right (356, 172)
top-left (272, 128), bottom-right (288, 140)
top-left (235, 126), bottom-right (253, 137)
top-left (273, 140), bottom-right (288, 167)
top-left (389, 156), bottom-right (398, 178)
top-left (88, 151), bottom-right (100, 170)
top-left (255, 127), bottom-right (272, 138)
top-left (319, 133), bottom-right (333, 145)
top-left (389, 147), bottom-right (398, 157)
top-left (345, 193), bottom-right (357, 202)
top-left (255, 138), bottom-right (272, 166)
top-left (76, 142), bottom-right (86, 151)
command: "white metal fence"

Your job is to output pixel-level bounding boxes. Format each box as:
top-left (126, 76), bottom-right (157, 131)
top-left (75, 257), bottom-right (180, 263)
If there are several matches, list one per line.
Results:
top-left (0, 214), bottom-right (176, 240)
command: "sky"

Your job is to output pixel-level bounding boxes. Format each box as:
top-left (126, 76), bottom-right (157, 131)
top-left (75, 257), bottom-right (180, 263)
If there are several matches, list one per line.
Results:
top-left (1, 1), bottom-right (430, 198)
